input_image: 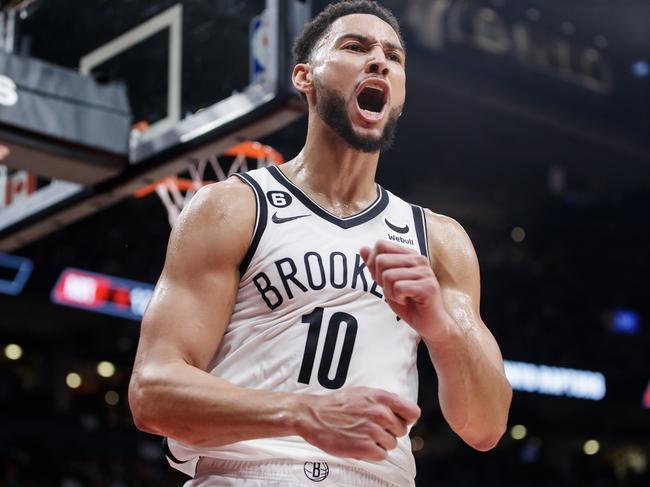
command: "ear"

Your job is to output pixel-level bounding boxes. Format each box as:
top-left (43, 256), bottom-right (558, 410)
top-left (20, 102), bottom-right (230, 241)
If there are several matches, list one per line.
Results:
top-left (292, 63), bottom-right (313, 97)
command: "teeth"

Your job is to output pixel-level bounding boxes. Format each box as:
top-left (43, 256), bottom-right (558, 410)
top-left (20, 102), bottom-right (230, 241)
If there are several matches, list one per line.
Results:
top-left (365, 86), bottom-right (384, 96)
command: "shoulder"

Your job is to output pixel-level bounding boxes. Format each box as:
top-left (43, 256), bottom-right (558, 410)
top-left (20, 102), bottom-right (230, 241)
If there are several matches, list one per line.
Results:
top-left (181, 176), bottom-right (254, 222)
top-left (166, 177), bottom-right (256, 270)
top-left (423, 209), bottom-right (479, 291)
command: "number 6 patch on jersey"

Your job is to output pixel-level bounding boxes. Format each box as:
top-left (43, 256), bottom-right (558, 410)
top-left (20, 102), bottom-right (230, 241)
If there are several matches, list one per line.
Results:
top-left (267, 190), bottom-right (292, 208)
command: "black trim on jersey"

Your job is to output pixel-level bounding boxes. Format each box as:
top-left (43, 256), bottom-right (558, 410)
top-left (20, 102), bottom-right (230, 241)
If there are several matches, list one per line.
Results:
top-left (267, 165), bottom-right (389, 229)
top-left (422, 207), bottom-right (431, 259)
top-left (162, 437), bottom-right (190, 464)
top-left (411, 205), bottom-right (429, 259)
top-left (234, 173), bottom-right (268, 276)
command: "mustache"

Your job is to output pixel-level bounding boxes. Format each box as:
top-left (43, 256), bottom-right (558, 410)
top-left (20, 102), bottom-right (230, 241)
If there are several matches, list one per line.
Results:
top-left (313, 78), bottom-right (402, 153)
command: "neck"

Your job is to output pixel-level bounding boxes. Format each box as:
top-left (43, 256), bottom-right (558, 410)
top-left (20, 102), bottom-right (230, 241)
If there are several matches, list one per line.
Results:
top-left (281, 112), bottom-right (380, 216)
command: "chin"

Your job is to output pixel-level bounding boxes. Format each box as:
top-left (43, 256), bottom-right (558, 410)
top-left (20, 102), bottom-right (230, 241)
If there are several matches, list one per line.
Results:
top-left (314, 80), bottom-right (399, 153)
top-left (355, 132), bottom-right (384, 148)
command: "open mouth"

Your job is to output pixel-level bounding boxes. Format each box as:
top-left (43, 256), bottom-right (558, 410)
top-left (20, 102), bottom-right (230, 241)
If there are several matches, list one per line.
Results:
top-left (356, 86), bottom-right (387, 114)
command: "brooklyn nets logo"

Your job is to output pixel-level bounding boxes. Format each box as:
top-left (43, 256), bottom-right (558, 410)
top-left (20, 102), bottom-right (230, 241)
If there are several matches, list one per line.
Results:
top-left (303, 461), bottom-right (329, 482)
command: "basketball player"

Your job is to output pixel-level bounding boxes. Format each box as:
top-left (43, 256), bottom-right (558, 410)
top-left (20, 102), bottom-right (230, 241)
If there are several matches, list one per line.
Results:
top-left (129, 2), bottom-right (512, 486)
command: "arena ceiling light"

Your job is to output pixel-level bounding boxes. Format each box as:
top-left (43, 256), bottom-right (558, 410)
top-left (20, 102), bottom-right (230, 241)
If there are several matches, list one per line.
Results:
top-left (4, 343), bottom-right (22, 360)
top-left (65, 372), bottom-right (82, 389)
top-left (510, 424), bottom-right (527, 440)
top-left (583, 439), bottom-right (600, 455)
top-left (105, 390), bottom-right (119, 406)
top-left (97, 361), bottom-right (115, 378)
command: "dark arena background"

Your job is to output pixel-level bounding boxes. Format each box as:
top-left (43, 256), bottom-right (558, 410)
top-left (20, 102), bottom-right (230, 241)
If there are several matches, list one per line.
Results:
top-left (1, 0), bottom-right (649, 485)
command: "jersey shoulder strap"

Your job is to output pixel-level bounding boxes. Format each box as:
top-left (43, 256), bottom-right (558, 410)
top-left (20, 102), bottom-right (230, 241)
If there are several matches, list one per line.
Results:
top-left (231, 167), bottom-right (271, 276)
top-left (410, 203), bottom-right (429, 259)
top-left (383, 188), bottom-right (430, 260)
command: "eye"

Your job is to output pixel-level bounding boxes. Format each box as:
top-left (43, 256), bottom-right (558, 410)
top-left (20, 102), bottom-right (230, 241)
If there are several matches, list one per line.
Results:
top-left (345, 43), bottom-right (365, 52)
top-left (388, 52), bottom-right (403, 63)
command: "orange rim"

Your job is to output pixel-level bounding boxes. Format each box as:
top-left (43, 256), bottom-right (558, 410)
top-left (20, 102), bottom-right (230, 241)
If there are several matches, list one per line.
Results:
top-left (133, 177), bottom-right (201, 199)
top-left (223, 140), bottom-right (285, 164)
top-left (133, 140), bottom-right (284, 199)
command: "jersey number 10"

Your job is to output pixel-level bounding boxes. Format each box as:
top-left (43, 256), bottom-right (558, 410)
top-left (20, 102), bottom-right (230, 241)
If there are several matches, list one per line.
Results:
top-left (297, 307), bottom-right (358, 389)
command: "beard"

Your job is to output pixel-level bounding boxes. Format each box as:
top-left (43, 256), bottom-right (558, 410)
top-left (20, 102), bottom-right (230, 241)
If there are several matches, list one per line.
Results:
top-left (314, 78), bottom-right (402, 153)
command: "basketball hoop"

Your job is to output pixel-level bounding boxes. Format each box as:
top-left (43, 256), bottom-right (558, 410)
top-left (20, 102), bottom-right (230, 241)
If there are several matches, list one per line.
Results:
top-left (134, 140), bottom-right (284, 227)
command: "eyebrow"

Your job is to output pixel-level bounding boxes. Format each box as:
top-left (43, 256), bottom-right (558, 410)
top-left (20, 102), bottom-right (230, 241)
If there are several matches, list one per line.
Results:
top-left (336, 33), bottom-right (405, 55)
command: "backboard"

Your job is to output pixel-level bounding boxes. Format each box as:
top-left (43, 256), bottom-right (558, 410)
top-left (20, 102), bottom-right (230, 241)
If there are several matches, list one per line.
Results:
top-left (0, 0), bottom-right (310, 251)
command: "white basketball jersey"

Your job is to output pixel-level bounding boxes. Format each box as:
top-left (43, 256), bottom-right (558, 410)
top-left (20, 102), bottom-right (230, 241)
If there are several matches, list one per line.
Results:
top-left (165, 166), bottom-right (430, 487)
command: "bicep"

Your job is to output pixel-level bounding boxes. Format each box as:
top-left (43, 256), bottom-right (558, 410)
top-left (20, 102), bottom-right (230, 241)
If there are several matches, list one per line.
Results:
top-left (427, 211), bottom-right (506, 372)
top-left (138, 261), bottom-right (239, 372)
top-left (134, 181), bottom-right (255, 373)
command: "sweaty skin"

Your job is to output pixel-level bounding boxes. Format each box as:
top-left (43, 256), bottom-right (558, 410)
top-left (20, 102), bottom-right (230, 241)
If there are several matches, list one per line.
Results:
top-left (128, 12), bottom-right (510, 463)
top-left (360, 215), bottom-right (512, 450)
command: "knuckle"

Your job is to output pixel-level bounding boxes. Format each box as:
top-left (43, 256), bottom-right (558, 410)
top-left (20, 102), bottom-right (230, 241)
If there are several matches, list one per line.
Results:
top-left (375, 448), bottom-right (389, 461)
top-left (393, 282), bottom-right (407, 298)
top-left (393, 281), bottom-right (405, 292)
top-left (367, 422), bottom-right (384, 440)
top-left (382, 268), bottom-right (397, 282)
top-left (363, 444), bottom-right (385, 461)
top-left (389, 416), bottom-right (407, 437)
top-left (367, 407), bottom-right (383, 422)
top-left (411, 410), bottom-right (422, 424)
top-left (387, 434), bottom-right (398, 449)
top-left (370, 407), bottom-right (392, 425)
top-left (373, 389), bottom-right (391, 403)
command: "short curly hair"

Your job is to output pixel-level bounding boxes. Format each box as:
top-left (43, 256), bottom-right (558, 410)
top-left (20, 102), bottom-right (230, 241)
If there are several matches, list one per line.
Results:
top-left (292, 1), bottom-right (404, 67)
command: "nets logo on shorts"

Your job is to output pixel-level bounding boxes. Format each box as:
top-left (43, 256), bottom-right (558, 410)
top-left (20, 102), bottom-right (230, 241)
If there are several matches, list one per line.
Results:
top-left (303, 461), bottom-right (329, 482)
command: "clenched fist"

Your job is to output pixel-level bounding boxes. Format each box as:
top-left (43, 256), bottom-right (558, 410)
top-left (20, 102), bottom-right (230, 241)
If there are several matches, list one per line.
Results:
top-left (292, 387), bottom-right (420, 461)
top-left (361, 240), bottom-right (456, 343)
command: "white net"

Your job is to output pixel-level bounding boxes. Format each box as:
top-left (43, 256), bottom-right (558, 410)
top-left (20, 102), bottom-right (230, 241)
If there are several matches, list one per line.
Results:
top-left (136, 141), bottom-right (284, 228)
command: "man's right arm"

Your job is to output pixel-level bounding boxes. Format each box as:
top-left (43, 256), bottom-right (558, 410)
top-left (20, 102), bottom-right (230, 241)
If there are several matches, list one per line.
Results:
top-left (128, 178), bottom-right (420, 460)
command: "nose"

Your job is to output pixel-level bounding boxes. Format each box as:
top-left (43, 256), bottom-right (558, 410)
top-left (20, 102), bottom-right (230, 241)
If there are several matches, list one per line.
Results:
top-left (365, 46), bottom-right (389, 77)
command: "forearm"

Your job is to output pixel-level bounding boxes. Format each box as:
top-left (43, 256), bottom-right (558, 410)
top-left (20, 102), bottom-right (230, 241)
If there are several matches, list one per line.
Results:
top-left (424, 322), bottom-right (512, 450)
top-left (129, 361), bottom-right (300, 447)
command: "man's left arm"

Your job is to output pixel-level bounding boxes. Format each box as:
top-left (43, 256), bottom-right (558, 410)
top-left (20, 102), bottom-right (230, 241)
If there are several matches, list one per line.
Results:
top-left (361, 211), bottom-right (512, 451)
top-left (422, 210), bottom-right (511, 450)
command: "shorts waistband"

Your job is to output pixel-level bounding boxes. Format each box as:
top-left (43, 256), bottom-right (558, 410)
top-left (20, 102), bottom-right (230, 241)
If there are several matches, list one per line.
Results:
top-left (194, 457), bottom-right (400, 487)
